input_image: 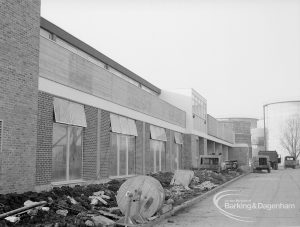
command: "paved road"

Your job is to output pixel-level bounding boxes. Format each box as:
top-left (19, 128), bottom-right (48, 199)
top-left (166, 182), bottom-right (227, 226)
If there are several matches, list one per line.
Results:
top-left (156, 168), bottom-right (300, 227)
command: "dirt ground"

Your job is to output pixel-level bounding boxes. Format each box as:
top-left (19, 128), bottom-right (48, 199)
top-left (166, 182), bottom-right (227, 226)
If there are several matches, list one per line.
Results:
top-left (0, 170), bottom-right (241, 227)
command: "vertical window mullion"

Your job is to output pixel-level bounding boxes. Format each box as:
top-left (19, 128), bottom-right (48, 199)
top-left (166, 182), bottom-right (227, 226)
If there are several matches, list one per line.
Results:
top-left (66, 126), bottom-right (70, 181)
top-left (117, 134), bottom-right (120, 176)
top-left (159, 143), bottom-right (162, 171)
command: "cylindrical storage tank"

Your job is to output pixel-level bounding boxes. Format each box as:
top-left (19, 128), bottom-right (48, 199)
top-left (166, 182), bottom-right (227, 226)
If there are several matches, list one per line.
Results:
top-left (116, 175), bottom-right (165, 218)
top-left (264, 101), bottom-right (300, 164)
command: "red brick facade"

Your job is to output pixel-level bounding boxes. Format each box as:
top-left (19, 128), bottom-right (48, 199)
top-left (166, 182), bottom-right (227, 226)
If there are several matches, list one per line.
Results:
top-left (83, 106), bottom-right (98, 180)
top-left (0, 0), bottom-right (41, 193)
top-left (36, 92), bottom-right (53, 186)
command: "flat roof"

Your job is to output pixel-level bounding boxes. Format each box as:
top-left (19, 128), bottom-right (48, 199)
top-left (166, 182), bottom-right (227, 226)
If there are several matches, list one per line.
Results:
top-left (263, 100), bottom-right (300, 107)
top-left (40, 17), bottom-right (161, 95)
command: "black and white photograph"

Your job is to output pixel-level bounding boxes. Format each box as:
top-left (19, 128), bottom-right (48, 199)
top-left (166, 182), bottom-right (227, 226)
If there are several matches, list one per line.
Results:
top-left (0, 0), bottom-right (300, 226)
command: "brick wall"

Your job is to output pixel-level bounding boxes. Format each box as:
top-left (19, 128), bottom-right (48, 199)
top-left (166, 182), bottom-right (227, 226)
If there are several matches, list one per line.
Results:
top-left (183, 134), bottom-right (192, 169)
top-left (135, 120), bottom-right (144, 175)
top-left (36, 92), bottom-right (53, 186)
top-left (0, 1), bottom-right (41, 193)
top-left (99, 110), bottom-right (110, 178)
top-left (0, 120), bottom-right (2, 152)
top-left (83, 106), bottom-right (98, 180)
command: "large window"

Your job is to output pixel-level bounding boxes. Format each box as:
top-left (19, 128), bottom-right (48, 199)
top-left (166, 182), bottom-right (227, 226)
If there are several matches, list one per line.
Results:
top-left (52, 98), bottom-right (86, 183)
top-left (109, 113), bottom-right (137, 177)
top-left (52, 123), bottom-right (83, 182)
top-left (173, 132), bottom-right (183, 170)
top-left (110, 133), bottom-right (136, 176)
top-left (149, 125), bottom-right (167, 173)
top-left (173, 144), bottom-right (182, 170)
top-left (150, 140), bottom-right (166, 172)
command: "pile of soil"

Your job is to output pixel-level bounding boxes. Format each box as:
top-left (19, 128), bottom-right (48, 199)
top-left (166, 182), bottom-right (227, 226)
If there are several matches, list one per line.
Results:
top-left (0, 179), bottom-right (126, 227)
top-left (0, 170), bottom-right (240, 226)
top-left (148, 172), bottom-right (174, 188)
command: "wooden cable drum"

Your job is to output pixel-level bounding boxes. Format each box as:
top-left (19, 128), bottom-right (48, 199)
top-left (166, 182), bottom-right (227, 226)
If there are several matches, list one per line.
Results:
top-left (116, 175), bottom-right (165, 218)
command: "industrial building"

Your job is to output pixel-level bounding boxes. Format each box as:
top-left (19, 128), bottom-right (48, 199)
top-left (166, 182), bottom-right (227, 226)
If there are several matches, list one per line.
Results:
top-left (0, 1), bottom-right (249, 194)
top-left (264, 101), bottom-right (300, 164)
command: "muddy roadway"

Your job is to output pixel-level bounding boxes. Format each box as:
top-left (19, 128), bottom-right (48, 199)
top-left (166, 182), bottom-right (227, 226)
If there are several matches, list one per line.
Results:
top-left (156, 168), bottom-right (300, 227)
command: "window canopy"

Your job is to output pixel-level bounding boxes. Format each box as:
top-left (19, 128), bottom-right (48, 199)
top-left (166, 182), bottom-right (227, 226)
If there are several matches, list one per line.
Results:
top-left (110, 113), bottom-right (138, 136)
top-left (174, 132), bottom-right (183, 145)
top-left (150, 125), bottom-right (167, 141)
top-left (53, 98), bottom-right (87, 127)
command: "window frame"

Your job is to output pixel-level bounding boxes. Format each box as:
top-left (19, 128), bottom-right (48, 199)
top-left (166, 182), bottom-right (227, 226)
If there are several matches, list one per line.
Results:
top-left (110, 132), bottom-right (136, 177)
top-left (173, 143), bottom-right (182, 170)
top-left (150, 139), bottom-right (166, 173)
top-left (52, 122), bottom-right (83, 183)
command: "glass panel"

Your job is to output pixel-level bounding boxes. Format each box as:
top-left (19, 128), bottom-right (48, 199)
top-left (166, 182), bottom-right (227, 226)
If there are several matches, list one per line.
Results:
top-left (160, 142), bottom-right (166, 171)
top-left (149, 140), bottom-right (156, 173)
top-left (174, 144), bottom-right (179, 170)
top-left (128, 119), bottom-right (138, 136)
top-left (52, 123), bottom-right (67, 182)
top-left (156, 146), bottom-right (160, 172)
top-left (150, 140), bottom-right (165, 172)
top-left (110, 133), bottom-right (118, 176)
top-left (69, 126), bottom-right (82, 180)
top-left (128, 136), bottom-right (136, 175)
top-left (178, 145), bottom-right (182, 169)
top-left (119, 135), bottom-right (127, 175)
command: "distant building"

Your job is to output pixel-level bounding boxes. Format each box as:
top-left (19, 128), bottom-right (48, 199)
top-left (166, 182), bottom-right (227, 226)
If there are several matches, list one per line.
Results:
top-left (264, 101), bottom-right (300, 163)
top-left (218, 118), bottom-right (258, 158)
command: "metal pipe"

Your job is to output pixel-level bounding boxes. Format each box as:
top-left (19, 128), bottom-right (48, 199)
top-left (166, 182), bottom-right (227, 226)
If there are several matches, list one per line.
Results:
top-left (263, 104), bottom-right (267, 151)
top-left (0, 201), bottom-right (47, 219)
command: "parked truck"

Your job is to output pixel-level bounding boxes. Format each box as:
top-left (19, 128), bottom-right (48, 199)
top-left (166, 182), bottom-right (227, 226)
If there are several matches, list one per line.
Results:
top-left (258, 150), bottom-right (281, 170)
top-left (199, 155), bottom-right (222, 173)
top-left (252, 155), bottom-right (271, 173)
top-left (284, 156), bottom-right (297, 169)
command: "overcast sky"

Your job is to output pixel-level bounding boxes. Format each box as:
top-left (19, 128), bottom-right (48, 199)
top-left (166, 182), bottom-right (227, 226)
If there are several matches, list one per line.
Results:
top-left (41, 0), bottom-right (300, 119)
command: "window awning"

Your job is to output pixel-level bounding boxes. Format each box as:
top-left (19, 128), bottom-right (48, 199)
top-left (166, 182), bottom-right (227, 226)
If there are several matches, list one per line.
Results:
top-left (150, 125), bottom-right (167, 141)
top-left (110, 113), bottom-right (138, 136)
top-left (53, 98), bottom-right (87, 127)
top-left (174, 132), bottom-right (183, 145)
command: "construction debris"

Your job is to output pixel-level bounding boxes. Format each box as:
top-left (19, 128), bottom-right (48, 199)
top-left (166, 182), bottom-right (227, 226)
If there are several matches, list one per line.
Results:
top-left (193, 181), bottom-right (218, 190)
top-left (5, 216), bottom-right (20, 223)
top-left (0, 170), bottom-right (240, 226)
top-left (170, 170), bottom-right (194, 188)
top-left (91, 214), bottom-right (115, 226)
top-left (56, 209), bottom-right (68, 216)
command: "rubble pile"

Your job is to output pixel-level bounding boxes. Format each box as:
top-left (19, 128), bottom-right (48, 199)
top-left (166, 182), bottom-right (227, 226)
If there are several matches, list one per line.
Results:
top-left (148, 172), bottom-right (174, 188)
top-left (193, 169), bottom-right (228, 185)
top-left (0, 170), bottom-right (240, 226)
top-left (193, 181), bottom-right (218, 190)
top-left (0, 179), bottom-right (125, 227)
